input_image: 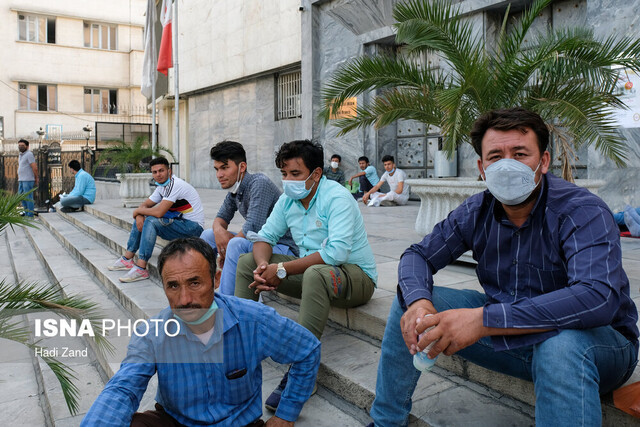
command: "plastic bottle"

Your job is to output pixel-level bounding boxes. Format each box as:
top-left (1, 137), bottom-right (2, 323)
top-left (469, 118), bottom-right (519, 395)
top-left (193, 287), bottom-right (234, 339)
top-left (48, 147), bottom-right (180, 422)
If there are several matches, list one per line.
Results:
top-left (413, 314), bottom-right (438, 372)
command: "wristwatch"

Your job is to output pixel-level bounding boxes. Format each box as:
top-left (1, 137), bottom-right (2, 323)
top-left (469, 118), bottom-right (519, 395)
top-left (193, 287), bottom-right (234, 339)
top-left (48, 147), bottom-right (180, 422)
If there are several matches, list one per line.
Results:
top-left (276, 262), bottom-right (287, 279)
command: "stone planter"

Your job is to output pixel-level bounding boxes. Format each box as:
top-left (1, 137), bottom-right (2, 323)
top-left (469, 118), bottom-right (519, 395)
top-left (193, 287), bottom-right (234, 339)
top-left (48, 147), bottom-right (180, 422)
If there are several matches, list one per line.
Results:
top-left (406, 177), bottom-right (605, 236)
top-left (116, 173), bottom-right (153, 208)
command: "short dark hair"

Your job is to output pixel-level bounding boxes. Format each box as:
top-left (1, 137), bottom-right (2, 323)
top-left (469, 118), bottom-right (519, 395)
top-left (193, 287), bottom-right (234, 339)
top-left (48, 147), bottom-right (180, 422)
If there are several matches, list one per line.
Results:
top-left (330, 154), bottom-right (341, 162)
top-left (149, 156), bottom-right (170, 168)
top-left (470, 107), bottom-right (549, 157)
top-left (18, 139), bottom-right (29, 146)
top-left (68, 160), bottom-right (81, 171)
top-left (158, 237), bottom-right (217, 284)
top-left (210, 140), bottom-right (247, 165)
top-left (358, 156), bottom-right (369, 163)
top-left (275, 140), bottom-right (323, 172)
top-left (381, 155), bottom-right (395, 163)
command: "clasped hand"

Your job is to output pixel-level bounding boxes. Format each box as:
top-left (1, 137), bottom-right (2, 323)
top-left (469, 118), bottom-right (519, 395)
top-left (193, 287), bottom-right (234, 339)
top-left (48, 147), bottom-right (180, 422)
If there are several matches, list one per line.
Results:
top-left (401, 300), bottom-right (485, 359)
top-left (248, 262), bottom-right (281, 294)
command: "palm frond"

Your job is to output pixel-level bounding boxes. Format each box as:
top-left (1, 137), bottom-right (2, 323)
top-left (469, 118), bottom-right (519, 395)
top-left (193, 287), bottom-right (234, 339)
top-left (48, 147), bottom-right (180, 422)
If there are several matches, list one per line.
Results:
top-left (0, 190), bottom-right (39, 233)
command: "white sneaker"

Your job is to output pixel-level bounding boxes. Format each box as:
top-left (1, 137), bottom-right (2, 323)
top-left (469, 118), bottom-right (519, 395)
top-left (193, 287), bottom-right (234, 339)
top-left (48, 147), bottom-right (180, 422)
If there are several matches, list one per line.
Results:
top-left (108, 257), bottom-right (134, 271)
top-left (119, 266), bottom-right (150, 282)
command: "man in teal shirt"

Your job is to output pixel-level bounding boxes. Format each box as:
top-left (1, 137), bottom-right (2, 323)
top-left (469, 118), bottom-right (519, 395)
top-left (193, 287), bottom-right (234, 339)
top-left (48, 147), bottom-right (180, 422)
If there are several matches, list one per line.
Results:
top-left (235, 139), bottom-right (377, 413)
top-left (60, 160), bottom-right (96, 212)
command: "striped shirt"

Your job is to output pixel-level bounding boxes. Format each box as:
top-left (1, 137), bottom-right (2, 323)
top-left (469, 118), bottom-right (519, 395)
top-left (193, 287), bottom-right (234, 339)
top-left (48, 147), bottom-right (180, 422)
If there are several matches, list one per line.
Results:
top-left (150, 175), bottom-right (205, 227)
top-left (81, 294), bottom-right (321, 425)
top-left (398, 173), bottom-right (639, 351)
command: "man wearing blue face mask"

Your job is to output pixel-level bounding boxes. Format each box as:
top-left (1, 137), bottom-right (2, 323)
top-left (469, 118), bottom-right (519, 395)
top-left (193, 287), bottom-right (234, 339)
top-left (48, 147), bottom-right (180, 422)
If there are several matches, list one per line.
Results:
top-left (362, 155), bottom-right (410, 207)
top-left (234, 139), bottom-right (377, 412)
top-left (368, 108), bottom-right (638, 426)
top-left (108, 157), bottom-right (205, 282)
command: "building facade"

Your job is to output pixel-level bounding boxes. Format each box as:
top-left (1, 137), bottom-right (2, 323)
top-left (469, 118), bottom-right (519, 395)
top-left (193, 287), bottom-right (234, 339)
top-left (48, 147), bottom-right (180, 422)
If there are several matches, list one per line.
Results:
top-left (0, 0), bottom-right (148, 143)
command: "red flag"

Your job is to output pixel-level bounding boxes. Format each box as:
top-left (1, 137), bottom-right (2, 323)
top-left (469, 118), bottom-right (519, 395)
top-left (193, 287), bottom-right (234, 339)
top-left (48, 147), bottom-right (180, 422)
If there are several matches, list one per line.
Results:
top-left (157, 0), bottom-right (173, 76)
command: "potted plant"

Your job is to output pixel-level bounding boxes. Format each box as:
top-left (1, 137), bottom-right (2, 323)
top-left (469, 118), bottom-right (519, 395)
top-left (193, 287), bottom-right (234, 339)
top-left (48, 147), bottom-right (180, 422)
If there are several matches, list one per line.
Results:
top-left (94, 136), bottom-right (174, 207)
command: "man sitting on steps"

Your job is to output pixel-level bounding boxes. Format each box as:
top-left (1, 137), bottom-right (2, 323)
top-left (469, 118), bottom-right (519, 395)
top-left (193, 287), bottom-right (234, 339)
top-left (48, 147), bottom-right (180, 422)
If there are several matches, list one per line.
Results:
top-left (369, 108), bottom-right (639, 426)
top-left (108, 157), bottom-right (205, 282)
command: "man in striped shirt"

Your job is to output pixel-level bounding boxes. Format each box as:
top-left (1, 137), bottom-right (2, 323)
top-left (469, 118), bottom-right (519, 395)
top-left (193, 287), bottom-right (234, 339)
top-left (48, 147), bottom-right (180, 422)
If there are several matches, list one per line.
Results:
top-left (369, 108), bottom-right (639, 426)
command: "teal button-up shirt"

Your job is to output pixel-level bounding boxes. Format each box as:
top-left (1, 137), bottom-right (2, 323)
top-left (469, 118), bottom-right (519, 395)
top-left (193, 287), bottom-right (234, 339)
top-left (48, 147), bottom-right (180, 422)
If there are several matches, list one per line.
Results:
top-left (258, 176), bottom-right (377, 283)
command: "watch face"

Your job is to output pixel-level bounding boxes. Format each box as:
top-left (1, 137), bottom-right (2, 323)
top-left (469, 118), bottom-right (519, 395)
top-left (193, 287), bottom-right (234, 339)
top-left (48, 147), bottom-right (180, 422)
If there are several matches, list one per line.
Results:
top-left (277, 269), bottom-right (286, 279)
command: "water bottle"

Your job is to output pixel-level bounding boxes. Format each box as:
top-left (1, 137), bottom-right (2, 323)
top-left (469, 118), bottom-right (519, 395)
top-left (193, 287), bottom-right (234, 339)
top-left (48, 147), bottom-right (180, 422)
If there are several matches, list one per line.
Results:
top-left (413, 314), bottom-right (438, 372)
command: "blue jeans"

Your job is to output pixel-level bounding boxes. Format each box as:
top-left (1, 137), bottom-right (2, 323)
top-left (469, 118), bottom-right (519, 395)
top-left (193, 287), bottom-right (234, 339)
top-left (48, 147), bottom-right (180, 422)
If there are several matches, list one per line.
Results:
top-left (614, 208), bottom-right (640, 226)
top-left (199, 230), bottom-right (295, 295)
top-left (60, 195), bottom-right (91, 209)
top-left (370, 287), bottom-right (638, 427)
top-left (18, 181), bottom-right (35, 217)
top-left (126, 217), bottom-right (203, 262)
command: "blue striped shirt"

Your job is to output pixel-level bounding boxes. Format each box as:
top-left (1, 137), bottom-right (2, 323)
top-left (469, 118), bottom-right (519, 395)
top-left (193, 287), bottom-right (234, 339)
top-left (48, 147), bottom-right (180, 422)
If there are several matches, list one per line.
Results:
top-left (398, 173), bottom-right (639, 351)
top-left (81, 294), bottom-right (321, 426)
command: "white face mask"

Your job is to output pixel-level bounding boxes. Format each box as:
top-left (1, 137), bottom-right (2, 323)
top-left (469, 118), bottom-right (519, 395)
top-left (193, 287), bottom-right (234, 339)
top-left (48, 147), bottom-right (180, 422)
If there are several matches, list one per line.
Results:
top-left (330, 161), bottom-right (339, 169)
top-left (229, 166), bottom-right (244, 194)
top-left (482, 158), bottom-right (541, 206)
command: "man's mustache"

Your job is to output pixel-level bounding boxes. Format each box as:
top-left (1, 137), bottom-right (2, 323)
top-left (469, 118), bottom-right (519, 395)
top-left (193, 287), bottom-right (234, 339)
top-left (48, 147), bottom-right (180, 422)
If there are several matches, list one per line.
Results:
top-left (176, 304), bottom-right (203, 309)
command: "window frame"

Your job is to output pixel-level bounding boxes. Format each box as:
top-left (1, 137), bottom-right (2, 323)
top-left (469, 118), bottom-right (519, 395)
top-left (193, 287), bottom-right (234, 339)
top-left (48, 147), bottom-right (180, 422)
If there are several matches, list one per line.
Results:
top-left (275, 70), bottom-right (302, 121)
top-left (83, 21), bottom-right (117, 51)
top-left (18, 83), bottom-right (57, 112)
top-left (18, 13), bottom-right (55, 44)
top-left (84, 87), bottom-right (118, 114)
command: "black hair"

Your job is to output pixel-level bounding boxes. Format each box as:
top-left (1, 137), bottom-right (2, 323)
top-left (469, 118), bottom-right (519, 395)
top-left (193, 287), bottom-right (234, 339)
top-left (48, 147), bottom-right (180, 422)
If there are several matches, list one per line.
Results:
top-left (330, 154), bottom-right (341, 162)
top-left (358, 156), bottom-right (369, 163)
top-left (68, 160), bottom-right (81, 171)
top-left (158, 237), bottom-right (217, 283)
top-left (210, 140), bottom-right (247, 165)
top-left (275, 140), bottom-right (323, 172)
top-left (18, 139), bottom-right (29, 146)
top-left (381, 155), bottom-right (395, 163)
top-left (470, 107), bottom-right (549, 156)
top-left (149, 156), bottom-right (170, 168)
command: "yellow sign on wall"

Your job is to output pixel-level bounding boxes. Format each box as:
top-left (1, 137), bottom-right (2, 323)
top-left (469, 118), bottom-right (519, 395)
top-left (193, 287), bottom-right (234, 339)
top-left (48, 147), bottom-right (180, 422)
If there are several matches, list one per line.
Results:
top-left (330, 97), bottom-right (357, 119)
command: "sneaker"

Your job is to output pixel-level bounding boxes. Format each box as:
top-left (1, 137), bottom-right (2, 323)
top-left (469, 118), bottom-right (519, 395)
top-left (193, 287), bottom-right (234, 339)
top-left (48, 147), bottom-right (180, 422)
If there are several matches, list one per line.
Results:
top-left (119, 266), bottom-right (150, 282)
top-left (60, 206), bottom-right (79, 213)
top-left (108, 257), bottom-right (134, 271)
top-left (265, 372), bottom-right (316, 411)
top-left (380, 200), bottom-right (397, 207)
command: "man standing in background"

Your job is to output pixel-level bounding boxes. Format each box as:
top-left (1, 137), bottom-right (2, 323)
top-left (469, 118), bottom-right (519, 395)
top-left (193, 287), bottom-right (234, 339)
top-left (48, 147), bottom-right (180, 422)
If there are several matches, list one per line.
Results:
top-left (18, 139), bottom-right (38, 217)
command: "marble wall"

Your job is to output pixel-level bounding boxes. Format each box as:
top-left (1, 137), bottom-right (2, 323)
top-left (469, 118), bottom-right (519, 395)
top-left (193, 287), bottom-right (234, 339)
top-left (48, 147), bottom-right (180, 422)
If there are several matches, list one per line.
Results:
top-left (305, 0), bottom-right (640, 210)
top-left (187, 75), bottom-right (303, 189)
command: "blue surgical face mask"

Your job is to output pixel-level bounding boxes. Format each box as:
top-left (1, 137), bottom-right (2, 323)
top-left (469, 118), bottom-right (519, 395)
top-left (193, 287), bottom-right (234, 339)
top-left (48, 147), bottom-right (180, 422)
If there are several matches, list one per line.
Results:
top-left (389, 168), bottom-right (396, 175)
top-left (482, 158), bottom-right (541, 206)
top-left (154, 175), bottom-right (172, 187)
top-left (282, 171), bottom-right (317, 200)
top-left (174, 299), bottom-right (218, 325)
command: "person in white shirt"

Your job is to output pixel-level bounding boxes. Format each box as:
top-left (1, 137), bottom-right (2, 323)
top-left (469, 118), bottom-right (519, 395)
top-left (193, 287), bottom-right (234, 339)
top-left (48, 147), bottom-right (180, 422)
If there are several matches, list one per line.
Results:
top-left (363, 155), bottom-right (410, 207)
top-left (107, 157), bottom-right (205, 282)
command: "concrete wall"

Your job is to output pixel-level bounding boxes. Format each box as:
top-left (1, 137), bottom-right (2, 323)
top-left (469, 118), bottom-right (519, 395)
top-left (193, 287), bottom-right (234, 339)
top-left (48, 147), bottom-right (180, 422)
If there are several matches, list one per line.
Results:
top-left (0, 1), bottom-right (146, 140)
top-left (187, 76), bottom-right (303, 189)
top-left (179, 0), bottom-right (302, 93)
top-left (305, 0), bottom-right (640, 211)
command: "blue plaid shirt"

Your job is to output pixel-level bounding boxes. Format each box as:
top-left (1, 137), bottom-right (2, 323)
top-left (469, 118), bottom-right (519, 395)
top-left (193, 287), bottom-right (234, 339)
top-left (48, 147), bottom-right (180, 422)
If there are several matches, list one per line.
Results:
top-left (217, 172), bottom-right (298, 256)
top-left (81, 294), bottom-right (320, 426)
top-left (398, 173), bottom-right (639, 351)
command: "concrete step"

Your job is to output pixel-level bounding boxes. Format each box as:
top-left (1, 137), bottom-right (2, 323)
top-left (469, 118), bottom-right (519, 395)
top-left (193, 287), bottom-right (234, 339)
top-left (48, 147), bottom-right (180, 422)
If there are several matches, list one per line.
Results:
top-left (63, 207), bottom-right (638, 425)
top-left (34, 212), bottom-right (371, 425)
top-left (0, 231), bottom-right (49, 426)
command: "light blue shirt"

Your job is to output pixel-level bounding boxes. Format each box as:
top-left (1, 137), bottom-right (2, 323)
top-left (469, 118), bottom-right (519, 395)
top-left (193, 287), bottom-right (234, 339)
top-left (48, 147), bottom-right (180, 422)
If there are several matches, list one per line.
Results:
top-left (364, 165), bottom-right (379, 186)
top-left (68, 169), bottom-right (96, 203)
top-left (258, 177), bottom-right (378, 283)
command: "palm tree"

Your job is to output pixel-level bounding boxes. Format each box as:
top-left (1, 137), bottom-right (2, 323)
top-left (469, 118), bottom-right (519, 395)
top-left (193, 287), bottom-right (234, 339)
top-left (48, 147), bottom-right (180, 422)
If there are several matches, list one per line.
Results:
top-left (320, 0), bottom-right (640, 180)
top-left (95, 135), bottom-right (175, 175)
top-left (0, 190), bottom-right (113, 415)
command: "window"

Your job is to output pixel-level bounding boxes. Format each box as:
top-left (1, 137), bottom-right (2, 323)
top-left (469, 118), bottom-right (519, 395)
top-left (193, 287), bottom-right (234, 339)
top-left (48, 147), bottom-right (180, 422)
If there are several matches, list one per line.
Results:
top-left (19, 83), bottom-right (57, 111)
top-left (84, 88), bottom-right (118, 114)
top-left (18, 14), bottom-right (55, 43)
top-left (84, 22), bottom-right (117, 50)
top-left (276, 71), bottom-right (301, 120)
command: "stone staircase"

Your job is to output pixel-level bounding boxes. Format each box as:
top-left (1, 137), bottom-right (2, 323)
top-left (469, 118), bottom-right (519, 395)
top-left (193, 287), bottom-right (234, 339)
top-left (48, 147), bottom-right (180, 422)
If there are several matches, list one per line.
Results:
top-left (1, 202), bottom-right (638, 426)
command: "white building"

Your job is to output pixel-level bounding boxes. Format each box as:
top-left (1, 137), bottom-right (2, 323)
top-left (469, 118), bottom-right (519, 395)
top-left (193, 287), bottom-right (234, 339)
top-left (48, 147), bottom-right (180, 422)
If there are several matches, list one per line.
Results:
top-left (0, 0), bottom-right (148, 142)
top-left (156, 0), bottom-right (303, 184)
